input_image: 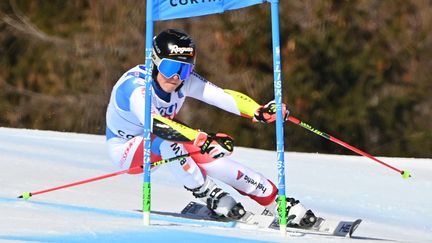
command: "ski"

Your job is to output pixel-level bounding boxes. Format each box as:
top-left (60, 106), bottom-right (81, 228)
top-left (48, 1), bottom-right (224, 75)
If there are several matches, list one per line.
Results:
top-left (179, 201), bottom-right (362, 237)
top-left (268, 215), bottom-right (362, 237)
top-left (138, 201), bottom-right (362, 237)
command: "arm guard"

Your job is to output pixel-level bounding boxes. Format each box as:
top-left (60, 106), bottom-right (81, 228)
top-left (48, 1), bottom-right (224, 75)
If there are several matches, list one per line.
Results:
top-left (223, 89), bottom-right (261, 118)
top-left (152, 115), bottom-right (199, 142)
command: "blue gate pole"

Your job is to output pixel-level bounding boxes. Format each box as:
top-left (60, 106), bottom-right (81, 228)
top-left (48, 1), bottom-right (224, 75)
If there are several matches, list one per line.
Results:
top-left (269, 0), bottom-right (287, 235)
top-left (143, 0), bottom-right (154, 226)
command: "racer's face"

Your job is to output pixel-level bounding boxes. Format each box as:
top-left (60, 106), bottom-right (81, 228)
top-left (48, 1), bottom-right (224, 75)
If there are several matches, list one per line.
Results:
top-left (156, 72), bottom-right (182, 93)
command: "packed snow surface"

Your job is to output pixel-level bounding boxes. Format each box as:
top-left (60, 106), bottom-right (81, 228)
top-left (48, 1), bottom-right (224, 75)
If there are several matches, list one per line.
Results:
top-left (0, 127), bottom-right (431, 242)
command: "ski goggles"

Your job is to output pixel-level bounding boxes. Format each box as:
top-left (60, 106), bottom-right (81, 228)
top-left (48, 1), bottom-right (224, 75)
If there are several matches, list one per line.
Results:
top-left (157, 58), bottom-right (194, 81)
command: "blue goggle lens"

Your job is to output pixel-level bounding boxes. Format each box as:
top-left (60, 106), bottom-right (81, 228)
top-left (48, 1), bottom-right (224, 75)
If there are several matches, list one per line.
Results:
top-left (158, 59), bottom-right (194, 80)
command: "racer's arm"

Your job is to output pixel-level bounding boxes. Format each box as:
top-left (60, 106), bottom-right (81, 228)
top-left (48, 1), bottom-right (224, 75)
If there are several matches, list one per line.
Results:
top-left (185, 73), bottom-right (259, 118)
top-left (185, 73), bottom-right (288, 123)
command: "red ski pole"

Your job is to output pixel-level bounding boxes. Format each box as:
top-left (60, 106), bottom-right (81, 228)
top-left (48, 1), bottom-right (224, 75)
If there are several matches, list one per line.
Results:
top-left (287, 115), bottom-right (411, 179)
top-left (18, 151), bottom-right (200, 200)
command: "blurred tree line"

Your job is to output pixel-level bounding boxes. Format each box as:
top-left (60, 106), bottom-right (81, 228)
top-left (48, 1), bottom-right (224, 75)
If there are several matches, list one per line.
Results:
top-left (0, 0), bottom-right (431, 157)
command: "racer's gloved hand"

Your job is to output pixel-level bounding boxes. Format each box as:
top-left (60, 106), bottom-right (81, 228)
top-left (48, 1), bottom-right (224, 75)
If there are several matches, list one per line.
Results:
top-left (253, 100), bottom-right (289, 123)
top-left (194, 132), bottom-right (234, 159)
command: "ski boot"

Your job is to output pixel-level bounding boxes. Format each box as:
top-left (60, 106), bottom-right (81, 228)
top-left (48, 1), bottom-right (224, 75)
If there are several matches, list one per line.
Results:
top-left (185, 177), bottom-right (246, 220)
top-left (263, 197), bottom-right (317, 229)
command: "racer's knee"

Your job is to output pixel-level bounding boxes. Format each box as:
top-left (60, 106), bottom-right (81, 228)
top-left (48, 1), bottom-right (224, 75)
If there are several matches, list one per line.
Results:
top-left (237, 179), bottom-right (278, 206)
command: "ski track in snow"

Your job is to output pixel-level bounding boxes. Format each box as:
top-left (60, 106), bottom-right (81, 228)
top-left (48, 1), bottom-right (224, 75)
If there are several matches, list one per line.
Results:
top-left (0, 127), bottom-right (431, 242)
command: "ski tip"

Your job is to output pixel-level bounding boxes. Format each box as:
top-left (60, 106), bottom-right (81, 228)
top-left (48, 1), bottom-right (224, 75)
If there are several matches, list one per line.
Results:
top-left (348, 219), bottom-right (362, 238)
top-left (18, 192), bottom-right (32, 200)
top-left (401, 170), bottom-right (411, 179)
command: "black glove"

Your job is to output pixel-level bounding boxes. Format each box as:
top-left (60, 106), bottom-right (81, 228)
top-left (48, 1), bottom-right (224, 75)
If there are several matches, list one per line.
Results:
top-left (194, 132), bottom-right (234, 159)
top-left (253, 100), bottom-right (289, 123)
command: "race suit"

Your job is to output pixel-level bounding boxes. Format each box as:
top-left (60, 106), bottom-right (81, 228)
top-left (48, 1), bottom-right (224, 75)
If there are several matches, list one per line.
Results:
top-left (106, 65), bottom-right (277, 206)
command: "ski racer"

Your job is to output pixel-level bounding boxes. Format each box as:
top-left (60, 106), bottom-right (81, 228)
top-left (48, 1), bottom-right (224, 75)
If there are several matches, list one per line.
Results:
top-left (105, 28), bottom-right (316, 228)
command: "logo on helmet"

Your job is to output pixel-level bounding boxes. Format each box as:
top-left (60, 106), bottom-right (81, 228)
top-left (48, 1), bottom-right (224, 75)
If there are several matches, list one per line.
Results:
top-left (168, 44), bottom-right (194, 56)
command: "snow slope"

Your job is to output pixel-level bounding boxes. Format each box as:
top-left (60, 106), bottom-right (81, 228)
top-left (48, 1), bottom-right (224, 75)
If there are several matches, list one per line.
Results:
top-left (0, 127), bottom-right (431, 242)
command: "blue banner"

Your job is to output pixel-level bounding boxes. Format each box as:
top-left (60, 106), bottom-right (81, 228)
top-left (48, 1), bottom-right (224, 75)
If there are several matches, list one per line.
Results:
top-left (153, 0), bottom-right (266, 21)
